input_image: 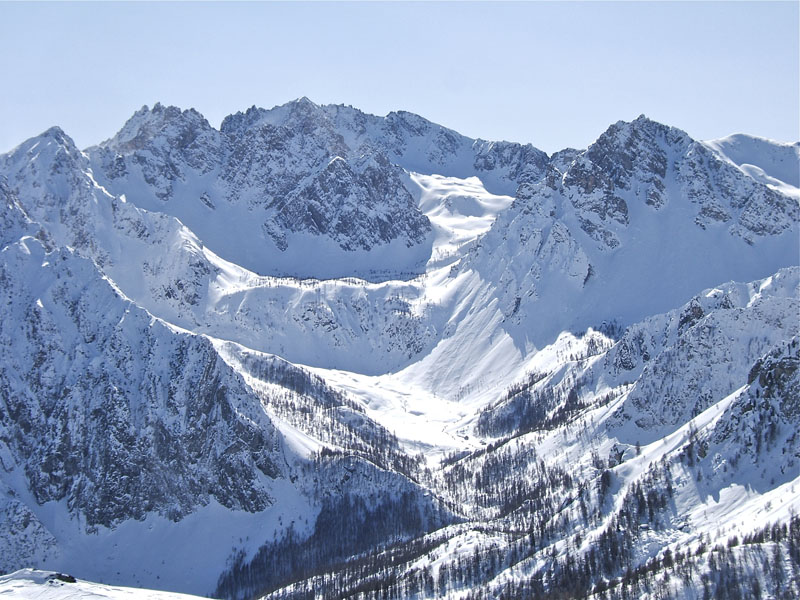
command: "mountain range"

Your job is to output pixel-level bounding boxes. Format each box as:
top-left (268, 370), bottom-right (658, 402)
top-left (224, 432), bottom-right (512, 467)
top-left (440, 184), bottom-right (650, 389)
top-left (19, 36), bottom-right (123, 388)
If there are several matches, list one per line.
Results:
top-left (0, 98), bottom-right (798, 599)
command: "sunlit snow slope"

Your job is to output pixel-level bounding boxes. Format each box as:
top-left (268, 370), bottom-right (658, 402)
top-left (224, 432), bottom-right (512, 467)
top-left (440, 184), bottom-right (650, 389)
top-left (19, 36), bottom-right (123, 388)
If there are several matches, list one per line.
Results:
top-left (0, 570), bottom-right (207, 600)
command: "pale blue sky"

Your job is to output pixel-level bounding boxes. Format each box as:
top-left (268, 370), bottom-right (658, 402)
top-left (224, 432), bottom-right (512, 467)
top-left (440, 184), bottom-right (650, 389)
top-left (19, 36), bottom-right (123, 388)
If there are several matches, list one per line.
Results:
top-left (1, 1), bottom-right (797, 154)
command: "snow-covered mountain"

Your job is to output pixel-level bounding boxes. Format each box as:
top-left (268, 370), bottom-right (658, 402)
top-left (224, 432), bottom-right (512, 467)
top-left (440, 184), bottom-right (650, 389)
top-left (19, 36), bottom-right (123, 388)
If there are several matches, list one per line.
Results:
top-left (0, 99), bottom-right (798, 599)
top-left (84, 99), bottom-right (546, 280)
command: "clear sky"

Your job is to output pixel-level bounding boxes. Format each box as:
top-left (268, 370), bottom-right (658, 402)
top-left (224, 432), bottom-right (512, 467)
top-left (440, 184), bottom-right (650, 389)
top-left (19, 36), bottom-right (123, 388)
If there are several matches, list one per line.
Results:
top-left (0, 1), bottom-right (797, 155)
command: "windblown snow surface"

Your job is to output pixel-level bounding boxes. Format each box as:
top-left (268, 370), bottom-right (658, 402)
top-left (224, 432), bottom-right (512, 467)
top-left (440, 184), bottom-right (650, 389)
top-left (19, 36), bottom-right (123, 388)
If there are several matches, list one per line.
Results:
top-left (0, 569), bottom-right (206, 600)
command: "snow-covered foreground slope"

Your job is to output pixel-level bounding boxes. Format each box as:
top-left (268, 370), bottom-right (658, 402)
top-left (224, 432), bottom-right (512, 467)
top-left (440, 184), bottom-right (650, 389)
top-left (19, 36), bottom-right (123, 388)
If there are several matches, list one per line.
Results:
top-left (0, 100), bottom-right (798, 599)
top-left (0, 569), bottom-right (208, 600)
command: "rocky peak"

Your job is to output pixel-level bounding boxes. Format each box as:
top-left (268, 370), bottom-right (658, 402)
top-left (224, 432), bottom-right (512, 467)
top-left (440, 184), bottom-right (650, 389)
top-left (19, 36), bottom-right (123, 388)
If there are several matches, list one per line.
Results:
top-left (553, 117), bottom-right (684, 249)
top-left (3, 126), bottom-right (83, 171)
top-left (222, 98), bottom-right (334, 138)
top-left (91, 103), bottom-right (221, 199)
top-left (0, 126), bottom-right (92, 212)
top-left (565, 115), bottom-right (686, 203)
top-left (37, 125), bottom-right (74, 147)
top-left (102, 103), bottom-right (216, 154)
top-left (218, 104), bottom-right (268, 135)
top-left (221, 99), bottom-right (352, 178)
top-left (555, 114), bottom-right (799, 247)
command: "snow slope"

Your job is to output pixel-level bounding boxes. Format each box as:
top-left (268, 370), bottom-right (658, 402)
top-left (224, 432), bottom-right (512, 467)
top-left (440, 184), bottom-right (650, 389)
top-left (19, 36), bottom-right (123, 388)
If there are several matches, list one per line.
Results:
top-left (0, 569), bottom-right (208, 600)
top-left (704, 133), bottom-right (800, 198)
